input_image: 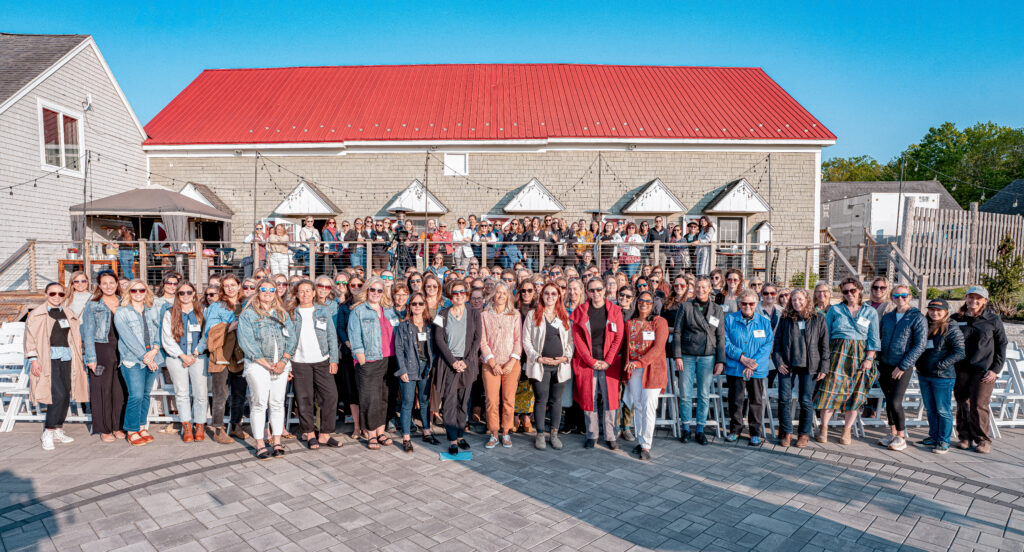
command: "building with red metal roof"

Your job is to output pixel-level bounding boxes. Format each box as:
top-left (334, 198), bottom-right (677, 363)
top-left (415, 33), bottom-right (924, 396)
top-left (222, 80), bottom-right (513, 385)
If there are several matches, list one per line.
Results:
top-left (143, 63), bottom-right (835, 275)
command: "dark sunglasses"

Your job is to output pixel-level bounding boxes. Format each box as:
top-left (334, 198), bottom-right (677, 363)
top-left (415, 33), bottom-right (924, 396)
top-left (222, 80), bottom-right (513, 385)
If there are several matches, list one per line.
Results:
top-left (521, 288), bottom-right (535, 293)
top-left (316, 284), bottom-right (333, 289)
top-left (242, 284), bottom-right (257, 290)
top-left (409, 301), bottom-right (425, 307)
top-left (129, 288), bottom-right (147, 295)
top-left (872, 285), bottom-right (888, 290)
top-left (177, 290), bottom-right (195, 296)
top-left (588, 287), bottom-right (605, 293)
top-left (841, 288), bottom-right (860, 295)
top-left (409, 278), bottom-right (421, 283)
top-left (206, 292), bottom-right (219, 298)
top-left (48, 291), bottom-right (66, 298)
top-left (762, 292), bottom-right (776, 297)
top-left (451, 290), bottom-right (468, 296)
top-left (72, 279), bottom-right (88, 284)
top-left (165, 280), bottom-right (179, 286)
top-left (618, 293), bottom-right (634, 298)
top-left (368, 288), bottom-right (384, 293)
top-left (637, 299), bottom-right (653, 304)
top-left (740, 302), bottom-right (758, 307)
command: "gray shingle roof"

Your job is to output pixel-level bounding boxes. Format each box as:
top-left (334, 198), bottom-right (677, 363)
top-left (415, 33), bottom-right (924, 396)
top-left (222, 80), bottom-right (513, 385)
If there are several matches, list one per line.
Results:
top-left (0, 33), bottom-right (90, 105)
top-left (821, 180), bottom-right (961, 210)
top-left (980, 178), bottom-right (1024, 216)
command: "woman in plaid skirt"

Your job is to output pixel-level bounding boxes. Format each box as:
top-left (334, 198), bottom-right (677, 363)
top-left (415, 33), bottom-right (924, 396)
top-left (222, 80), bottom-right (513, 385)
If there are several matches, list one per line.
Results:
top-left (813, 277), bottom-right (880, 445)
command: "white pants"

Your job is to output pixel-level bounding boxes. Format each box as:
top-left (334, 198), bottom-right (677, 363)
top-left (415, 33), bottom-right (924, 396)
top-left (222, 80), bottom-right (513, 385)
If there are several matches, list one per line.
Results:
top-left (165, 356), bottom-right (209, 424)
top-left (269, 252), bottom-right (289, 276)
top-left (244, 360), bottom-right (290, 440)
top-left (454, 248), bottom-right (472, 269)
top-left (628, 367), bottom-right (662, 450)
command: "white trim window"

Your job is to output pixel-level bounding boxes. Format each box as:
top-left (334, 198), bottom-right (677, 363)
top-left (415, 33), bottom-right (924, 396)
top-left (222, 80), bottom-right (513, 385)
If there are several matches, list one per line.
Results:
top-left (38, 99), bottom-right (84, 175)
top-left (443, 152), bottom-right (468, 176)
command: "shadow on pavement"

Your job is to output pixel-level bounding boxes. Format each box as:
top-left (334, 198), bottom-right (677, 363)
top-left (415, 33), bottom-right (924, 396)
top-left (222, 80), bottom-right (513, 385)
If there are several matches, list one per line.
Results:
top-left (0, 470), bottom-right (63, 552)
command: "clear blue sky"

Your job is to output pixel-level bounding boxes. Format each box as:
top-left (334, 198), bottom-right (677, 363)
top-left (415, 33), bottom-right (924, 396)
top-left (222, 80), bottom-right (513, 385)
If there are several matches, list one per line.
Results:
top-left (7, 1), bottom-right (1023, 162)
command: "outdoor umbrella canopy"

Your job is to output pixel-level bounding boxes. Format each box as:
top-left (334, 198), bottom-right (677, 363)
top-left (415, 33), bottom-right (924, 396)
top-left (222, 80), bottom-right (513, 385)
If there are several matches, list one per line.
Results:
top-left (69, 188), bottom-right (232, 242)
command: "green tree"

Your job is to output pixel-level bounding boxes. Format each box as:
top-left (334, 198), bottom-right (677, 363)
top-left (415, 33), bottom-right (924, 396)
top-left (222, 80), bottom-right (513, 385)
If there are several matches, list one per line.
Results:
top-left (981, 233), bottom-right (1024, 314)
top-left (821, 155), bottom-right (895, 182)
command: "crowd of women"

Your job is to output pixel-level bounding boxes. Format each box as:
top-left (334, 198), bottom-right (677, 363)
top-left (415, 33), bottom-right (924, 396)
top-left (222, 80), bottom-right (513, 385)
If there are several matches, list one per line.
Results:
top-left (26, 228), bottom-right (1010, 460)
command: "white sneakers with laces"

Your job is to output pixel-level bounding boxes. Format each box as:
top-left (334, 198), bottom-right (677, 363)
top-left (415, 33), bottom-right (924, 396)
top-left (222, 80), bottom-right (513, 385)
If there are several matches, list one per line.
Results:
top-left (888, 436), bottom-right (907, 451)
top-left (40, 430), bottom-right (55, 451)
top-left (878, 434), bottom-right (895, 447)
top-left (52, 428), bottom-right (75, 444)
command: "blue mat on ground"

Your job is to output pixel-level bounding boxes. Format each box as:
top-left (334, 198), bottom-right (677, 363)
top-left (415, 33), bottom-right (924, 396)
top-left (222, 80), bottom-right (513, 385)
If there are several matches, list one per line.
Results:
top-left (440, 451), bottom-right (472, 461)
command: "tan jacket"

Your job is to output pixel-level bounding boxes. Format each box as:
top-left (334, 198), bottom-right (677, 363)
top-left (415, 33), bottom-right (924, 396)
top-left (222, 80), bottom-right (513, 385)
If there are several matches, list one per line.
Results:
top-left (24, 303), bottom-right (89, 405)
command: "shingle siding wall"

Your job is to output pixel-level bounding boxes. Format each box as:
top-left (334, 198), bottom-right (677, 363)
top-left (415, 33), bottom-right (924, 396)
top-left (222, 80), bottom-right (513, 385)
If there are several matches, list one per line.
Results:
top-left (147, 150), bottom-right (817, 245)
top-left (0, 42), bottom-right (146, 288)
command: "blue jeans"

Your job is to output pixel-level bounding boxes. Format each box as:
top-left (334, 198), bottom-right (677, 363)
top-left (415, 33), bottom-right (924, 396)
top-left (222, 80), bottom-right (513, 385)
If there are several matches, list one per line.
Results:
top-left (119, 250), bottom-right (135, 279)
top-left (777, 371), bottom-right (815, 436)
top-left (678, 355), bottom-right (715, 432)
top-left (919, 375), bottom-right (955, 445)
top-left (624, 261), bottom-right (640, 278)
top-left (121, 363), bottom-right (160, 432)
top-left (399, 371), bottom-right (432, 437)
top-left (350, 249), bottom-right (365, 271)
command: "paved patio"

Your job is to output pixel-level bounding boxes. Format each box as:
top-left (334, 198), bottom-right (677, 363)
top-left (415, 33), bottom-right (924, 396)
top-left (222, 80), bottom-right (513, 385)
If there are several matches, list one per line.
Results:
top-left (2, 420), bottom-right (1024, 552)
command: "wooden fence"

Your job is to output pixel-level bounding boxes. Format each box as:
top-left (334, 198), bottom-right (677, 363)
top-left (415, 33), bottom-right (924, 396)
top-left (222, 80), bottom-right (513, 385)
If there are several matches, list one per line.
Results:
top-left (902, 199), bottom-right (1024, 288)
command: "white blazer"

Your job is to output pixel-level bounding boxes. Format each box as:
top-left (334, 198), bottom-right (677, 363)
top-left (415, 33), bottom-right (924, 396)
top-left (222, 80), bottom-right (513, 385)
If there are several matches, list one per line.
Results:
top-left (522, 309), bottom-right (574, 383)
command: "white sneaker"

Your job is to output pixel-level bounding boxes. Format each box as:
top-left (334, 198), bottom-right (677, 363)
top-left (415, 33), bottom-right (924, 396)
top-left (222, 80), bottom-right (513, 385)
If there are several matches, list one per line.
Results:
top-left (41, 430), bottom-right (55, 451)
top-left (52, 428), bottom-right (74, 444)
top-left (888, 436), bottom-right (907, 451)
top-left (878, 434), bottom-right (895, 447)
top-left (485, 435), bottom-right (499, 449)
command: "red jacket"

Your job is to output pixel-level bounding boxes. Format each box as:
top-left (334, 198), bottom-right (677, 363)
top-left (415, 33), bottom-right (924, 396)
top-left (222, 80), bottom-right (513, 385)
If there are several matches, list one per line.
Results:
top-left (571, 300), bottom-right (624, 411)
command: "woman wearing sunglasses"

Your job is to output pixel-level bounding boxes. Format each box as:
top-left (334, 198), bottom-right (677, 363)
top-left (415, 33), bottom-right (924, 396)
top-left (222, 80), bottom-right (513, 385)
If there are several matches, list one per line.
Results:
top-left (814, 277), bottom-right (880, 445)
top-left (347, 276), bottom-right (399, 450)
top-left (876, 285), bottom-right (928, 452)
top-left (571, 277), bottom-right (625, 450)
top-left (432, 279), bottom-right (483, 455)
top-left (160, 281), bottom-right (208, 442)
top-left (288, 280), bottom-right (341, 450)
top-left (722, 290), bottom-right (774, 446)
top-left (26, 283), bottom-right (89, 450)
top-left (237, 279), bottom-right (295, 459)
top-left (152, 272), bottom-right (182, 314)
top-left (203, 275), bottom-right (248, 444)
top-left (113, 279), bottom-right (164, 446)
top-left (522, 283), bottom-right (573, 450)
top-left (81, 270), bottom-right (127, 442)
top-left (64, 270), bottom-right (92, 317)
top-left (624, 290), bottom-right (669, 459)
top-left (394, 292), bottom-right (438, 452)
top-left (513, 280), bottom-right (539, 433)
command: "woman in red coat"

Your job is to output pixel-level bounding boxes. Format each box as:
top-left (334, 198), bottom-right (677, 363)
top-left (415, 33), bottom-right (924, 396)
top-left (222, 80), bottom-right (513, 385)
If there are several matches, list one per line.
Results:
top-left (571, 277), bottom-right (625, 450)
top-left (624, 290), bottom-right (669, 460)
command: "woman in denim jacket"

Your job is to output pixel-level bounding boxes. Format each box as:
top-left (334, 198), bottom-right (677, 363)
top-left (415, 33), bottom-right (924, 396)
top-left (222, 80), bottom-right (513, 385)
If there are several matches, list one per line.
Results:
top-left (876, 285), bottom-right (928, 452)
top-left (160, 281), bottom-right (208, 443)
top-left (915, 299), bottom-right (966, 454)
top-left (288, 280), bottom-right (340, 449)
top-left (347, 276), bottom-right (399, 450)
top-left (394, 292), bottom-right (438, 452)
top-left (81, 270), bottom-right (127, 442)
top-left (238, 279), bottom-right (297, 459)
top-left (113, 279), bottom-right (164, 446)
top-left (334, 281), bottom-right (361, 438)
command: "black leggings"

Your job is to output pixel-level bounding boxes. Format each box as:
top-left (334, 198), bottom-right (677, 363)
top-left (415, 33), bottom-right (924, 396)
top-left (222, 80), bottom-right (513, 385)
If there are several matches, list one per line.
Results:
top-left (45, 359), bottom-right (72, 429)
top-left (531, 366), bottom-right (566, 433)
top-left (878, 362), bottom-right (912, 431)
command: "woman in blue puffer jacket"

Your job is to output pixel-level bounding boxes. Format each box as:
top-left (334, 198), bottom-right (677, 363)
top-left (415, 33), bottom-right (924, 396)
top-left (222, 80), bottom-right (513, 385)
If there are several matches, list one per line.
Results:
top-left (876, 285), bottom-right (928, 452)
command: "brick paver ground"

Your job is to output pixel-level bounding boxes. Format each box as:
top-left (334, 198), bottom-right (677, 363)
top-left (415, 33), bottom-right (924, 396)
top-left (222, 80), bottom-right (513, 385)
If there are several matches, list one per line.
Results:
top-left (2, 421), bottom-right (1024, 552)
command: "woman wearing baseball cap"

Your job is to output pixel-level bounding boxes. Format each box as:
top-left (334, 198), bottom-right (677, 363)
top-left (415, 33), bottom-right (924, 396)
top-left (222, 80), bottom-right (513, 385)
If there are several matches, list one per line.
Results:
top-left (951, 286), bottom-right (1008, 453)
top-left (915, 299), bottom-right (965, 454)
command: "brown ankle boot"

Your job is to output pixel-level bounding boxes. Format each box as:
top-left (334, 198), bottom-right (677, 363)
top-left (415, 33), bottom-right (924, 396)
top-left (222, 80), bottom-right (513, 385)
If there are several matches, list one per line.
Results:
top-left (839, 427), bottom-right (852, 445)
top-left (193, 424), bottom-right (206, 441)
top-left (522, 416), bottom-right (534, 434)
top-left (779, 433), bottom-right (791, 447)
top-left (815, 425), bottom-right (828, 443)
top-left (795, 434), bottom-right (810, 448)
top-left (182, 422), bottom-right (194, 443)
top-left (213, 427), bottom-right (233, 444)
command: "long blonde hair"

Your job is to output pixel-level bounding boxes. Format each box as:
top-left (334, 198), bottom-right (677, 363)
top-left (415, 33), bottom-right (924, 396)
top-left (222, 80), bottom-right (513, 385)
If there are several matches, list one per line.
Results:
top-left (353, 276), bottom-right (392, 308)
top-left (244, 278), bottom-right (288, 320)
top-left (119, 279), bottom-right (154, 308)
top-left (486, 282), bottom-right (517, 315)
top-left (64, 270), bottom-right (90, 306)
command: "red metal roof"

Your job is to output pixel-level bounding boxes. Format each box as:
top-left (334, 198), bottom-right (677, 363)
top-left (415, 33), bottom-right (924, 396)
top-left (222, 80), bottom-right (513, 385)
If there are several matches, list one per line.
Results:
top-left (143, 64), bottom-right (835, 146)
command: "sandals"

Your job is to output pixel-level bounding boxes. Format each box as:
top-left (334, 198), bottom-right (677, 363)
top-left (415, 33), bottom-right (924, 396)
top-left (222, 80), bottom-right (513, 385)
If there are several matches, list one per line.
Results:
top-left (422, 433), bottom-right (440, 445)
top-left (138, 429), bottom-right (154, 443)
top-left (255, 446), bottom-right (272, 460)
top-left (322, 437), bottom-right (342, 448)
top-left (127, 432), bottom-right (148, 446)
top-left (367, 436), bottom-right (381, 450)
top-left (402, 439), bottom-right (414, 453)
top-left (307, 436), bottom-right (320, 450)
top-left (377, 434), bottom-right (394, 447)
top-left (272, 444), bottom-right (286, 457)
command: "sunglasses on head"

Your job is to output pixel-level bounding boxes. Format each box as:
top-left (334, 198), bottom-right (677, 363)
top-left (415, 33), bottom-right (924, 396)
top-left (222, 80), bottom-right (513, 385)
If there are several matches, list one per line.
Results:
top-left (177, 290), bottom-right (194, 296)
top-left (258, 287), bottom-right (275, 293)
top-left (48, 291), bottom-right (66, 298)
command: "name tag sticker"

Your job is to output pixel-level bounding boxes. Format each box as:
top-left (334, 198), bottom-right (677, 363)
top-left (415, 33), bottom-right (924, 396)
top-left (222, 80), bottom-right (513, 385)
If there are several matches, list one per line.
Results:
top-left (417, 332), bottom-right (428, 342)
top-left (609, 322), bottom-right (617, 332)
top-left (797, 321), bottom-right (806, 330)
top-left (857, 318), bottom-right (870, 329)
top-left (926, 340), bottom-right (935, 349)
top-left (58, 319), bottom-right (70, 329)
top-left (708, 316), bottom-right (720, 327)
top-left (958, 321), bottom-right (968, 326)
top-left (668, 335), bottom-right (674, 343)
top-left (433, 315), bottom-right (444, 326)
top-left (642, 330), bottom-right (655, 341)
top-left (532, 236), bottom-right (540, 241)
top-left (188, 323), bottom-right (201, 333)
top-left (282, 328), bottom-right (290, 337)
top-left (390, 318), bottom-right (399, 327)
top-left (315, 320), bottom-right (327, 330)
top-left (753, 329), bottom-right (767, 339)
